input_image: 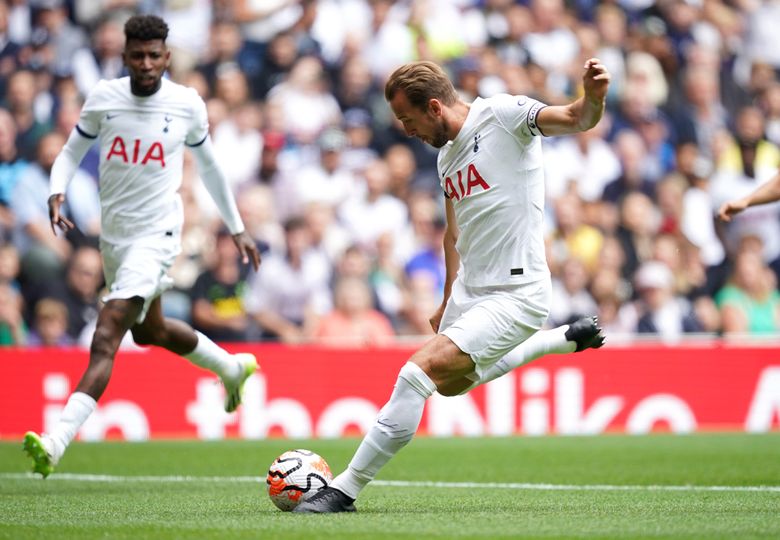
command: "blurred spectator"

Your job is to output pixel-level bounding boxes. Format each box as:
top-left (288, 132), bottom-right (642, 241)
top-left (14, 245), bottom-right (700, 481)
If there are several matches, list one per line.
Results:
top-left (396, 272), bottom-right (438, 338)
top-left (672, 60), bottom-right (729, 155)
top-left (267, 55), bottom-right (341, 146)
top-left (633, 260), bottom-right (705, 342)
top-left (333, 56), bottom-right (377, 116)
top-left (237, 184), bottom-right (285, 253)
top-left (340, 108), bottom-right (379, 173)
top-left (546, 192), bottom-right (603, 274)
top-left (358, 0), bottom-right (415, 82)
top-left (243, 217), bottom-right (331, 343)
top-left (339, 158), bottom-right (408, 255)
top-left (190, 228), bottom-right (256, 343)
top-left (403, 213), bottom-right (446, 298)
top-left (303, 200), bottom-right (350, 266)
top-left (589, 265), bottom-right (633, 338)
top-left (0, 281), bottom-right (26, 345)
top-left (544, 116), bottom-right (620, 203)
top-left (196, 20), bottom-right (244, 95)
top-left (523, 0), bottom-right (579, 96)
top-left (29, 0), bottom-right (89, 79)
top-left (26, 297), bottom-right (72, 346)
top-left (315, 276), bottom-right (394, 347)
top-left (716, 249), bottom-right (780, 335)
top-left (615, 191), bottom-right (659, 281)
top-left (10, 132), bottom-right (71, 283)
top-left (761, 82), bottom-right (780, 148)
top-left (34, 245), bottom-right (102, 341)
top-left (275, 127), bottom-right (355, 219)
top-left (676, 143), bottom-right (725, 279)
top-left (710, 106), bottom-right (780, 270)
top-left (549, 257), bottom-right (597, 327)
top-left (0, 242), bottom-right (20, 288)
top-left (71, 16), bottom-right (126, 97)
top-left (159, 0), bottom-right (213, 80)
top-left (232, 0), bottom-right (303, 95)
top-left (255, 129), bottom-right (286, 186)
top-left (4, 69), bottom-right (53, 160)
top-left (0, 1), bottom-right (23, 99)
top-left (601, 129), bottom-right (656, 205)
top-left (0, 107), bottom-right (29, 235)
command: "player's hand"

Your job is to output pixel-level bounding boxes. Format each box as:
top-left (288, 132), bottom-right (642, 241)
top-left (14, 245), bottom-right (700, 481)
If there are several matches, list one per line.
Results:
top-left (582, 58), bottom-right (610, 104)
top-left (232, 231), bottom-right (261, 271)
top-left (429, 302), bottom-right (446, 333)
top-left (48, 193), bottom-right (75, 235)
top-left (718, 199), bottom-right (749, 222)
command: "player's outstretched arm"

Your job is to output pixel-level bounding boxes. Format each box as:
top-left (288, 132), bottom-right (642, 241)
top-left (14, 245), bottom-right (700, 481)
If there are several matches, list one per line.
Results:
top-left (189, 136), bottom-right (259, 268)
top-left (718, 172), bottom-right (780, 222)
top-left (430, 197), bottom-right (459, 333)
top-left (536, 58), bottom-right (610, 137)
top-left (48, 127), bottom-right (95, 235)
top-left (48, 193), bottom-right (74, 235)
top-left (232, 230), bottom-right (261, 271)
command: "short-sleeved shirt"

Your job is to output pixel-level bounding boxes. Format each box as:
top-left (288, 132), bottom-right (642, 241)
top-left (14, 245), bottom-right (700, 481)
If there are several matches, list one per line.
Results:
top-left (437, 94), bottom-right (549, 287)
top-left (77, 77), bottom-right (209, 243)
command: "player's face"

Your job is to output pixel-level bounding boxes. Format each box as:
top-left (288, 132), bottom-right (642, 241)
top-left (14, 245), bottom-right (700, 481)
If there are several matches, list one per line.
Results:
top-left (389, 90), bottom-right (449, 148)
top-left (123, 39), bottom-right (170, 96)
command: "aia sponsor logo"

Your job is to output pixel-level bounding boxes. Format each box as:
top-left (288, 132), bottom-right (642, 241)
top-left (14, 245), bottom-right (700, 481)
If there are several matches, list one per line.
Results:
top-left (444, 163), bottom-right (491, 202)
top-left (106, 136), bottom-right (166, 167)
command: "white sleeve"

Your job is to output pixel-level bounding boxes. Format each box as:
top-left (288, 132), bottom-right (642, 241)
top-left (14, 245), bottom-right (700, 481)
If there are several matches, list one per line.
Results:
top-left (491, 94), bottom-right (548, 139)
top-left (188, 135), bottom-right (245, 235)
top-left (49, 127), bottom-right (96, 196)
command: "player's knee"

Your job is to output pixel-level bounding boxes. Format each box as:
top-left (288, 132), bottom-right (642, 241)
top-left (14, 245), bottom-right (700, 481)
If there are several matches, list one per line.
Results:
top-left (131, 326), bottom-right (165, 346)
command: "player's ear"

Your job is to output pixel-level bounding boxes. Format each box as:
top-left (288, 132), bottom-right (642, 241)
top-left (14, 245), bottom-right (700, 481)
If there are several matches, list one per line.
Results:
top-left (428, 99), bottom-right (442, 117)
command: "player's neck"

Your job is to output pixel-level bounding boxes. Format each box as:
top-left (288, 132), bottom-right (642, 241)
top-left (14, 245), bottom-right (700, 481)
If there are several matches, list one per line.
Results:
top-left (445, 101), bottom-right (471, 141)
top-left (130, 79), bottom-right (163, 97)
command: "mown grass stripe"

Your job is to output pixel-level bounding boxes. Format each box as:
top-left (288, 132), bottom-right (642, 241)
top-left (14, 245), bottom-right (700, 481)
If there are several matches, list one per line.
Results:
top-left (3, 472), bottom-right (779, 493)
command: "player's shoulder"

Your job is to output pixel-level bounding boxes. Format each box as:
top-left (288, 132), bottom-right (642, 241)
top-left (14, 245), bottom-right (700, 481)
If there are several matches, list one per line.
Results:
top-left (485, 93), bottom-right (542, 112)
top-left (84, 77), bottom-right (131, 106)
top-left (162, 78), bottom-right (204, 106)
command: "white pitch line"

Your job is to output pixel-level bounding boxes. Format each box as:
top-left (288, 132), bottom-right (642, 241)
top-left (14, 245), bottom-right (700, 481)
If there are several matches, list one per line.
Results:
top-left (2, 473), bottom-right (780, 493)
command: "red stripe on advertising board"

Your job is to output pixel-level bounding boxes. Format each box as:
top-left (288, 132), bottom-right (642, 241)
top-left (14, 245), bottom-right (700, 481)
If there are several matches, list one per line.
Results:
top-left (1, 344), bottom-right (779, 439)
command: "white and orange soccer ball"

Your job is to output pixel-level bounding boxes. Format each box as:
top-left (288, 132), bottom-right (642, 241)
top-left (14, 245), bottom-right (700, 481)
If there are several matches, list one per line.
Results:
top-left (265, 449), bottom-right (333, 511)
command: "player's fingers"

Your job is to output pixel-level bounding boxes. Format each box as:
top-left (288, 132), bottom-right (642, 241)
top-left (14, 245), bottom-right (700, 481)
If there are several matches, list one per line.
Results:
top-left (59, 216), bottom-right (75, 231)
top-left (238, 244), bottom-right (249, 265)
top-left (250, 248), bottom-right (261, 271)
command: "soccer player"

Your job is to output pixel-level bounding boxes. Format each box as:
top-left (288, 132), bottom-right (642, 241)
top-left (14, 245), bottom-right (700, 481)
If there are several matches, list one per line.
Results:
top-left (718, 171), bottom-right (780, 222)
top-left (294, 59), bottom-right (609, 513)
top-left (22, 15), bottom-right (261, 478)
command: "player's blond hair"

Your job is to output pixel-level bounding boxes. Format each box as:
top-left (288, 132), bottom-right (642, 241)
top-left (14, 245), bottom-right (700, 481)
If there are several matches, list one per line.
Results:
top-left (384, 61), bottom-right (458, 110)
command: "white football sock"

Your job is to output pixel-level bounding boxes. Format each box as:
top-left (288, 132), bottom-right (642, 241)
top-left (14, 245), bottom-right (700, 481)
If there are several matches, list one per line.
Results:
top-left (46, 391), bottom-right (97, 463)
top-left (463, 326), bottom-right (575, 392)
top-left (330, 362), bottom-right (437, 499)
top-left (184, 331), bottom-right (240, 380)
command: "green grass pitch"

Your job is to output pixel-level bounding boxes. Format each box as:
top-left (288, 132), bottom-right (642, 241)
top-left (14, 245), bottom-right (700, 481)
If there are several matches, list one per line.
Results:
top-left (1, 434), bottom-right (779, 539)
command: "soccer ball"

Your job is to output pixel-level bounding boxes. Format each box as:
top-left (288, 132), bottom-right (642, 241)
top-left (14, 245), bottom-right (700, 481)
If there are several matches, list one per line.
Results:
top-left (266, 449), bottom-right (333, 511)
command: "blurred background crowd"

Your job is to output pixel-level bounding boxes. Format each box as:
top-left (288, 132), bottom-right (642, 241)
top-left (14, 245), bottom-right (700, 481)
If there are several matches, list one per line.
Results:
top-left (1, 0), bottom-right (780, 348)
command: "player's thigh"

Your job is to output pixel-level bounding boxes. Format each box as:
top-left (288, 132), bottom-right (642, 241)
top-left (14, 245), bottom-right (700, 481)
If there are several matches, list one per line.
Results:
top-left (101, 235), bottom-right (180, 324)
top-left (441, 279), bottom-right (550, 377)
top-left (410, 333), bottom-right (476, 388)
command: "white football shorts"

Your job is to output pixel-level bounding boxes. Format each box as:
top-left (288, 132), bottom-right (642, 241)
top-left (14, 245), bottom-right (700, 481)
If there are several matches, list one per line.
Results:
top-left (100, 229), bottom-right (181, 324)
top-left (439, 277), bottom-right (551, 379)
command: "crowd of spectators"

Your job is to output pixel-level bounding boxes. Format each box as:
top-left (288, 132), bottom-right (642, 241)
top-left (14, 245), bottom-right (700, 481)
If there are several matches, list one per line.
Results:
top-left (2, 0), bottom-right (780, 348)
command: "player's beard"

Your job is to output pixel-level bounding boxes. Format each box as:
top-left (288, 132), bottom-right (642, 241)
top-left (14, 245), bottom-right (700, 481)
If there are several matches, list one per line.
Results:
top-left (429, 119), bottom-right (449, 148)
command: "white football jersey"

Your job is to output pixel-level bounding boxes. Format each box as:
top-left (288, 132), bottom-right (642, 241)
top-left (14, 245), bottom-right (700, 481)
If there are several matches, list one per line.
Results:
top-left (437, 94), bottom-right (549, 287)
top-left (76, 77), bottom-right (209, 243)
